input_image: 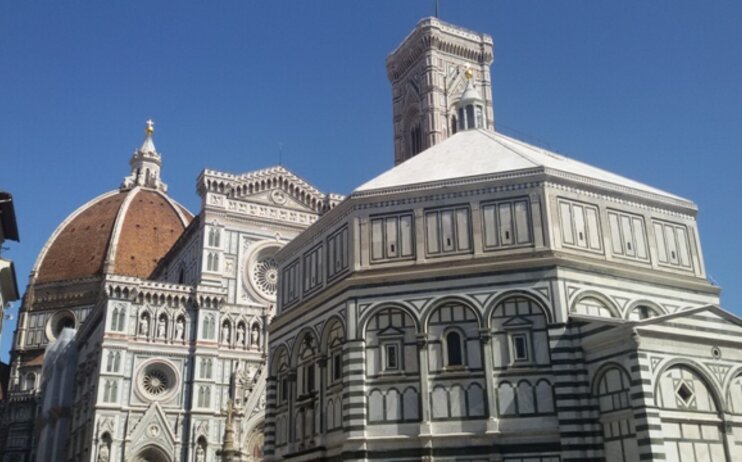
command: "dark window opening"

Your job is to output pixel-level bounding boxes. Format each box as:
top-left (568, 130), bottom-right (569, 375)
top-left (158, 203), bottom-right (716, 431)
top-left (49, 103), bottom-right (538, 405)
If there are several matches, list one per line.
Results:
top-left (385, 344), bottom-right (399, 370)
top-left (333, 353), bottom-right (342, 382)
top-left (512, 334), bottom-right (529, 361)
top-left (676, 383), bottom-right (693, 403)
top-left (280, 377), bottom-right (288, 403)
top-left (465, 105), bottom-right (475, 129)
top-left (446, 331), bottom-right (463, 366)
top-left (305, 365), bottom-right (315, 393)
top-left (409, 122), bottom-right (423, 156)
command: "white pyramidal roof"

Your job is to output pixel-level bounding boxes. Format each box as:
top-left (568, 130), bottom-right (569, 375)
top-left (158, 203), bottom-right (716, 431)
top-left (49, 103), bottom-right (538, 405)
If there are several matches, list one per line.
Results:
top-left (355, 129), bottom-right (690, 204)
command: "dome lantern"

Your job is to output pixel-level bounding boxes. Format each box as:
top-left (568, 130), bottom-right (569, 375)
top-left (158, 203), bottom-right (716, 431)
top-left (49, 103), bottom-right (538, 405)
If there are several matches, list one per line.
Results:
top-left (122, 120), bottom-right (168, 192)
top-left (456, 68), bottom-right (486, 131)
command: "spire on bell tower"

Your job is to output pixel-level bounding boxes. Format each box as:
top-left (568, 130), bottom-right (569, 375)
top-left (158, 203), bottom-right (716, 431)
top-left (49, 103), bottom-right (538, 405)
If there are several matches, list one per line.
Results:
top-left (387, 17), bottom-right (494, 165)
top-left (122, 120), bottom-right (168, 192)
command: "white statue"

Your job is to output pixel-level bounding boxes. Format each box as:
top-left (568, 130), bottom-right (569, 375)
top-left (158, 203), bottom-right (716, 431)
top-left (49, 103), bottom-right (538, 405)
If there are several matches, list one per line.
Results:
top-left (237, 324), bottom-right (246, 346)
top-left (175, 317), bottom-right (185, 340)
top-left (195, 445), bottom-right (205, 462)
top-left (251, 325), bottom-right (260, 347)
top-left (157, 316), bottom-right (167, 338)
top-left (139, 315), bottom-right (149, 336)
top-left (222, 323), bottom-right (230, 344)
top-left (97, 444), bottom-right (109, 462)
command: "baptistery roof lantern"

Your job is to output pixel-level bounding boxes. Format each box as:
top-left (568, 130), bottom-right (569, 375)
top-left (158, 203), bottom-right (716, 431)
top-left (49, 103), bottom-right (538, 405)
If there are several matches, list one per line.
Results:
top-left (456, 68), bottom-right (486, 131)
top-left (122, 119), bottom-right (168, 193)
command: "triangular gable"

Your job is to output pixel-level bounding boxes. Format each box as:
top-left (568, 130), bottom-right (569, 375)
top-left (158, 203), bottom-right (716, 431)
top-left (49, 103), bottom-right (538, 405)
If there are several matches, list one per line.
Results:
top-left (202, 165), bottom-right (344, 215)
top-left (634, 304), bottom-right (742, 343)
top-left (378, 325), bottom-right (405, 337)
top-left (232, 166), bottom-right (342, 211)
top-left (128, 402), bottom-right (176, 451)
top-left (635, 304), bottom-right (741, 327)
top-left (502, 316), bottom-right (534, 329)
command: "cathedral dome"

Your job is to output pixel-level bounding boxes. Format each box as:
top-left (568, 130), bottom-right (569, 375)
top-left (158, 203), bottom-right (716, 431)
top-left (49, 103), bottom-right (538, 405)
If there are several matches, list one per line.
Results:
top-left (33, 122), bottom-right (193, 284)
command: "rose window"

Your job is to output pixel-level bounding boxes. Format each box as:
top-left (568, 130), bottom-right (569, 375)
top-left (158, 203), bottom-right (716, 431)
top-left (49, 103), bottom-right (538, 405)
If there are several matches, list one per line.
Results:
top-left (252, 256), bottom-right (278, 298)
top-left (138, 363), bottom-right (177, 400)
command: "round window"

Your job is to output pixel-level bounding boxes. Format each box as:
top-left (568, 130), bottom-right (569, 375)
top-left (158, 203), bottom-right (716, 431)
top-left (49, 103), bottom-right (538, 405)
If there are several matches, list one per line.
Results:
top-left (137, 361), bottom-right (178, 401)
top-left (55, 316), bottom-right (75, 335)
top-left (711, 346), bottom-right (722, 359)
top-left (252, 256), bottom-right (278, 299)
top-left (46, 310), bottom-right (76, 341)
top-left (246, 242), bottom-right (282, 302)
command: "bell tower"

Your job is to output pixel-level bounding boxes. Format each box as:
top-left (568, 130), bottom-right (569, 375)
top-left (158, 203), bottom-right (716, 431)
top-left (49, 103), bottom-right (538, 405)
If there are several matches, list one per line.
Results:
top-left (386, 17), bottom-right (494, 165)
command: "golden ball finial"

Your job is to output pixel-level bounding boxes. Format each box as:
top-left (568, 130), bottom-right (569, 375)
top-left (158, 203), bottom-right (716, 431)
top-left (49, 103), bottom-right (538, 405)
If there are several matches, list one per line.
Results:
top-left (464, 68), bottom-right (474, 80)
top-left (145, 119), bottom-right (155, 135)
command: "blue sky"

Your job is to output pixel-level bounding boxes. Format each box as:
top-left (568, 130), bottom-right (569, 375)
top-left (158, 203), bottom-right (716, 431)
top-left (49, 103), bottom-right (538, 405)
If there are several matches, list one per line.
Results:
top-left (1, 1), bottom-right (740, 361)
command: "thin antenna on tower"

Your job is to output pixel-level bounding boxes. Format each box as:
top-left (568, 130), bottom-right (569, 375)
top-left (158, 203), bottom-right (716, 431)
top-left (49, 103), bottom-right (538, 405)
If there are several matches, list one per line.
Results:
top-left (435, 0), bottom-right (440, 18)
top-left (278, 142), bottom-right (284, 166)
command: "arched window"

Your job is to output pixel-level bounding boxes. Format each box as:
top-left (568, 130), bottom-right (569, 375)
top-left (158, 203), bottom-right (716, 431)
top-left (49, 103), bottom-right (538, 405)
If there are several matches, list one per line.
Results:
top-left (110, 307), bottom-right (120, 330)
top-left (197, 385), bottom-right (211, 407)
top-left (25, 372), bottom-right (36, 391)
top-left (208, 228), bottom-right (221, 247)
top-left (491, 296), bottom-right (549, 367)
top-left (628, 305), bottom-right (661, 320)
top-left (427, 303), bottom-right (479, 372)
top-left (106, 351), bottom-right (120, 373)
top-left (201, 358), bottom-right (213, 379)
top-left (202, 315), bottom-right (215, 340)
top-left (451, 115), bottom-right (458, 135)
top-left (103, 380), bottom-right (117, 402)
top-left (445, 331), bottom-right (463, 366)
top-left (323, 320), bottom-right (345, 385)
top-left (117, 307), bottom-right (126, 331)
top-left (206, 252), bottom-right (219, 271)
top-left (595, 367), bottom-right (637, 462)
top-left (656, 366), bottom-right (727, 460)
top-left (572, 296), bottom-right (616, 318)
top-left (728, 373), bottom-right (742, 414)
top-left (272, 348), bottom-right (290, 404)
top-left (365, 307), bottom-right (418, 374)
top-left (297, 335), bottom-right (316, 396)
top-left (409, 122), bottom-right (423, 156)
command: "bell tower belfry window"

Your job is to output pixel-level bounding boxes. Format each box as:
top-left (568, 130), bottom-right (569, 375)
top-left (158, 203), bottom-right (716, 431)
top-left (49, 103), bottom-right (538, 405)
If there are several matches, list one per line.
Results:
top-left (387, 17), bottom-right (494, 165)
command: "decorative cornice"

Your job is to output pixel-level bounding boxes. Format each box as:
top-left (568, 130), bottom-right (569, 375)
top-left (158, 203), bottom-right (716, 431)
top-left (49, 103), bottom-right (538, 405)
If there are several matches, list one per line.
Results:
top-left (197, 166), bottom-right (343, 215)
top-left (386, 17), bottom-right (494, 81)
top-left (103, 275), bottom-right (227, 310)
top-left (205, 194), bottom-right (321, 228)
top-left (544, 181), bottom-right (695, 219)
